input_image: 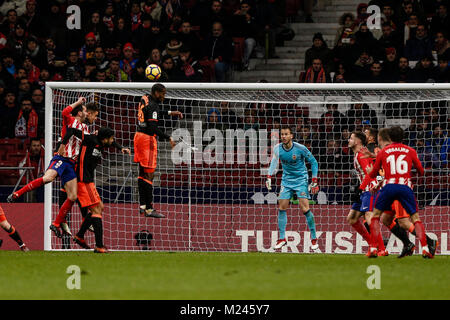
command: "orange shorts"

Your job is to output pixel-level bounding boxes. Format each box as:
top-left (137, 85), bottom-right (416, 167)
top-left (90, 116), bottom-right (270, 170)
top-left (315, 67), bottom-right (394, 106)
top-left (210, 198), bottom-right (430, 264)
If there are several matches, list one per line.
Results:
top-left (0, 205), bottom-right (6, 222)
top-left (134, 132), bottom-right (157, 172)
top-left (385, 200), bottom-right (409, 219)
top-left (77, 182), bottom-right (101, 208)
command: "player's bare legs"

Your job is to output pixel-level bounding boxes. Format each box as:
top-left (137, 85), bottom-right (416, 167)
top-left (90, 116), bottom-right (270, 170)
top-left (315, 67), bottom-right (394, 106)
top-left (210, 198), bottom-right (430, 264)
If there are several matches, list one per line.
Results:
top-left (7, 169), bottom-right (58, 202)
top-left (0, 218), bottom-right (29, 251)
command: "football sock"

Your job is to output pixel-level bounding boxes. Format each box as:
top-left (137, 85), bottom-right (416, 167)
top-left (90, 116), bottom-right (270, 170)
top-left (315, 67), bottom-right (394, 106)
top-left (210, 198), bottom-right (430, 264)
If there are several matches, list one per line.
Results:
top-left (304, 210), bottom-right (317, 240)
top-left (15, 177), bottom-right (44, 197)
top-left (77, 213), bottom-right (92, 238)
top-left (53, 199), bottom-right (75, 227)
top-left (7, 226), bottom-right (24, 246)
top-left (389, 222), bottom-right (411, 246)
top-left (91, 217), bottom-right (104, 248)
top-left (78, 200), bottom-right (89, 219)
top-left (408, 224), bottom-right (432, 244)
top-left (369, 216), bottom-right (381, 249)
top-left (138, 177), bottom-right (147, 209)
top-left (351, 220), bottom-right (371, 243)
top-left (413, 221), bottom-right (428, 248)
top-left (278, 210), bottom-right (287, 240)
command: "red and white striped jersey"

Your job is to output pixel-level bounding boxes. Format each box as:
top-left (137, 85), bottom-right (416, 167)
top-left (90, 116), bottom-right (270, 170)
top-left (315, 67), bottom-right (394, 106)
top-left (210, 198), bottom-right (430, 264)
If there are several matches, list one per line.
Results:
top-left (354, 147), bottom-right (378, 192)
top-left (364, 142), bottom-right (424, 189)
top-left (60, 105), bottom-right (90, 161)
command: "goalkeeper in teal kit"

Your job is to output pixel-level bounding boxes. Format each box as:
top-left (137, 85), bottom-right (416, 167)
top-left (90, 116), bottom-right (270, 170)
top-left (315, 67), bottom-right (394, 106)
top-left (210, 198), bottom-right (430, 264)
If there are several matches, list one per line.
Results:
top-left (266, 126), bottom-right (320, 250)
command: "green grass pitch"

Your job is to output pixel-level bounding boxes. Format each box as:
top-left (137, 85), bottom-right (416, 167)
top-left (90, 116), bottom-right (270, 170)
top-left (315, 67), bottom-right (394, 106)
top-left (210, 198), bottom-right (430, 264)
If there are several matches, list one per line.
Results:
top-left (0, 251), bottom-right (449, 300)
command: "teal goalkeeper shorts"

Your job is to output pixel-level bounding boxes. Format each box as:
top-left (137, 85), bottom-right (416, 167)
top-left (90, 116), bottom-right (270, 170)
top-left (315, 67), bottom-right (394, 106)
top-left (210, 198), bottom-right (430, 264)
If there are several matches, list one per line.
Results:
top-left (279, 184), bottom-right (310, 200)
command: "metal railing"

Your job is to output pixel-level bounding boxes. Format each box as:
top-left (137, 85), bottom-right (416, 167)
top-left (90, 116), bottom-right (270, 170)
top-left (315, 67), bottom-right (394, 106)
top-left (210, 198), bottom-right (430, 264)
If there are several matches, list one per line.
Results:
top-left (0, 166), bottom-right (36, 202)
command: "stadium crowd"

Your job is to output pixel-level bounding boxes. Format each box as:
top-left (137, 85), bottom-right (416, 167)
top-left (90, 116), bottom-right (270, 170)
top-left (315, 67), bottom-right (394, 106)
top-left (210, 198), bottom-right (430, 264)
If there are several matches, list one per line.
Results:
top-left (0, 0), bottom-right (448, 173)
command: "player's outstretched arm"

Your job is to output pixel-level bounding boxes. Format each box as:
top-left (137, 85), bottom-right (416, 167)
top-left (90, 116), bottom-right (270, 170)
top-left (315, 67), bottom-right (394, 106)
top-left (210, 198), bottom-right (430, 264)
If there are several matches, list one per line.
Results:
top-left (112, 141), bottom-right (131, 154)
top-left (266, 146), bottom-right (279, 191)
top-left (168, 111), bottom-right (183, 119)
top-left (304, 147), bottom-right (319, 194)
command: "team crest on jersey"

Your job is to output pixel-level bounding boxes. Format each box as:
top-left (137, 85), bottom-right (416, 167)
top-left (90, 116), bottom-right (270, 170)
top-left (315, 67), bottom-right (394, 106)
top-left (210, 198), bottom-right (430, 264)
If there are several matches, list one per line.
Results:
top-left (292, 155), bottom-right (297, 160)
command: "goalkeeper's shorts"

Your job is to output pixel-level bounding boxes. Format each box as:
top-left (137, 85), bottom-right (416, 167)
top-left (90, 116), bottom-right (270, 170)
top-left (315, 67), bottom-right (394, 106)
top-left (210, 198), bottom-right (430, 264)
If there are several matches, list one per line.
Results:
top-left (279, 184), bottom-right (309, 200)
top-left (134, 132), bottom-right (157, 172)
top-left (77, 182), bottom-right (101, 208)
top-left (0, 205), bottom-right (6, 222)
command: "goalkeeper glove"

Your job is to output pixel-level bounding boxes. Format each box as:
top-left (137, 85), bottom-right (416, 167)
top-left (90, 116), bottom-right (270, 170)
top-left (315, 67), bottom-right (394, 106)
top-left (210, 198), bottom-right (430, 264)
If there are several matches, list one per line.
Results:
top-left (309, 177), bottom-right (319, 194)
top-left (266, 176), bottom-right (272, 191)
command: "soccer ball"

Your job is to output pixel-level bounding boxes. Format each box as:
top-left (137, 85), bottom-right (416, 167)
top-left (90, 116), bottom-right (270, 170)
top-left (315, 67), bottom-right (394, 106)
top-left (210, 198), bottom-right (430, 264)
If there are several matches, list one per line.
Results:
top-left (145, 64), bottom-right (162, 81)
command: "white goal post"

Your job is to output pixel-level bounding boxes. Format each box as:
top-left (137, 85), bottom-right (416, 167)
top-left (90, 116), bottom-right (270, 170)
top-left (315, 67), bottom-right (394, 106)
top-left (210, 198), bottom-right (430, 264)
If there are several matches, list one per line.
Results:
top-left (44, 82), bottom-right (450, 254)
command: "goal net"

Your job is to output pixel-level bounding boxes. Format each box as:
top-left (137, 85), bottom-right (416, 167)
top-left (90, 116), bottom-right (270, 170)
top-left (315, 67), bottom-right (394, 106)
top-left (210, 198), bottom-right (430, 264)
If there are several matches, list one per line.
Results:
top-left (44, 83), bottom-right (450, 255)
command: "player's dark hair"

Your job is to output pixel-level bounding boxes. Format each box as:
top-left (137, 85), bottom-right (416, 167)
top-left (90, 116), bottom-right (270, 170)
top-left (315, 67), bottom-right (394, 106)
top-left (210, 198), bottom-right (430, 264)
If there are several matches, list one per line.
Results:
top-left (280, 125), bottom-right (293, 133)
top-left (352, 131), bottom-right (366, 146)
top-left (71, 104), bottom-right (84, 116)
top-left (389, 126), bottom-right (404, 143)
top-left (366, 128), bottom-right (378, 140)
top-left (97, 127), bottom-right (114, 141)
top-left (378, 128), bottom-right (391, 142)
top-left (86, 102), bottom-right (99, 112)
top-left (151, 83), bottom-right (166, 94)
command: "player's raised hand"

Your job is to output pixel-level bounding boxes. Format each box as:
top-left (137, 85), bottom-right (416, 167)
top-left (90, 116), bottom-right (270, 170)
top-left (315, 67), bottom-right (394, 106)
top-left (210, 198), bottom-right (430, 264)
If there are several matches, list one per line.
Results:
top-left (265, 177), bottom-right (272, 191)
top-left (169, 137), bottom-right (176, 149)
top-left (170, 111), bottom-right (183, 119)
top-left (309, 177), bottom-right (319, 194)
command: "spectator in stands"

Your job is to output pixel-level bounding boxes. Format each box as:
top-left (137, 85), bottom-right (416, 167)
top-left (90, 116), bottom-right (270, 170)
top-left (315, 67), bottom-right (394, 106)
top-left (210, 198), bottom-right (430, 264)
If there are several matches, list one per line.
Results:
top-left (15, 97), bottom-right (38, 139)
top-left (300, 58), bottom-right (331, 83)
top-left (120, 42), bottom-right (139, 78)
top-left (408, 115), bottom-right (432, 146)
top-left (378, 22), bottom-right (402, 54)
top-left (333, 63), bottom-right (350, 83)
top-left (141, 0), bottom-right (162, 23)
top-left (161, 34), bottom-right (182, 66)
top-left (355, 3), bottom-right (369, 26)
top-left (0, 90), bottom-right (19, 138)
top-left (335, 13), bottom-right (357, 46)
top-left (94, 69), bottom-right (107, 82)
top-left (304, 32), bottom-right (334, 74)
top-left (24, 36), bottom-right (47, 69)
top-left (79, 32), bottom-right (97, 63)
top-left (199, 0), bottom-right (231, 37)
top-left (402, 12), bottom-right (419, 45)
top-left (367, 60), bottom-right (387, 82)
top-left (352, 49), bottom-right (374, 82)
top-left (320, 104), bottom-right (344, 133)
top-left (319, 139), bottom-right (347, 171)
top-left (106, 57), bottom-right (129, 82)
top-left (398, 0), bottom-right (424, 27)
top-left (131, 60), bottom-right (147, 82)
top-left (218, 101), bottom-right (240, 130)
top-left (7, 21), bottom-right (27, 59)
top-left (205, 107), bottom-right (224, 131)
top-left (412, 55), bottom-right (439, 82)
top-left (19, 137), bottom-right (44, 202)
top-left (93, 46), bottom-right (109, 70)
top-left (416, 136), bottom-right (433, 168)
top-left (396, 56), bottom-right (414, 82)
top-left (354, 23), bottom-right (382, 59)
top-left (434, 31), bottom-right (450, 58)
top-left (134, 14), bottom-right (153, 58)
top-left (0, 9), bottom-right (18, 37)
top-left (22, 55), bottom-right (40, 84)
top-left (437, 54), bottom-right (450, 82)
top-left (64, 49), bottom-right (84, 82)
top-left (404, 24), bottom-right (433, 62)
top-left (15, 67), bottom-right (27, 80)
top-left (231, 1), bottom-right (257, 71)
top-left (159, 54), bottom-right (176, 81)
top-left (145, 47), bottom-right (162, 66)
top-left (243, 109), bottom-right (259, 131)
top-left (111, 16), bottom-right (132, 49)
top-left (23, 0), bottom-right (46, 39)
top-left (17, 77), bottom-right (32, 102)
top-left (381, 3), bottom-right (400, 31)
top-left (382, 47), bottom-right (399, 82)
top-left (130, 0), bottom-right (143, 33)
top-left (31, 88), bottom-right (43, 111)
top-left (430, 3), bottom-right (450, 36)
top-left (83, 58), bottom-right (97, 81)
top-left (201, 21), bottom-right (233, 82)
top-left (2, 51), bottom-right (16, 76)
top-left (405, 117), bottom-right (417, 146)
top-left (427, 124), bottom-right (450, 168)
top-left (174, 45), bottom-right (203, 82)
top-left (145, 20), bottom-right (166, 53)
top-left (344, 102), bottom-right (378, 130)
top-left (84, 11), bottom-right (108, 45)
top-left (255, 0), bottom-right (278, 59)
top-left (178, 20), bottom-right (201, 60)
